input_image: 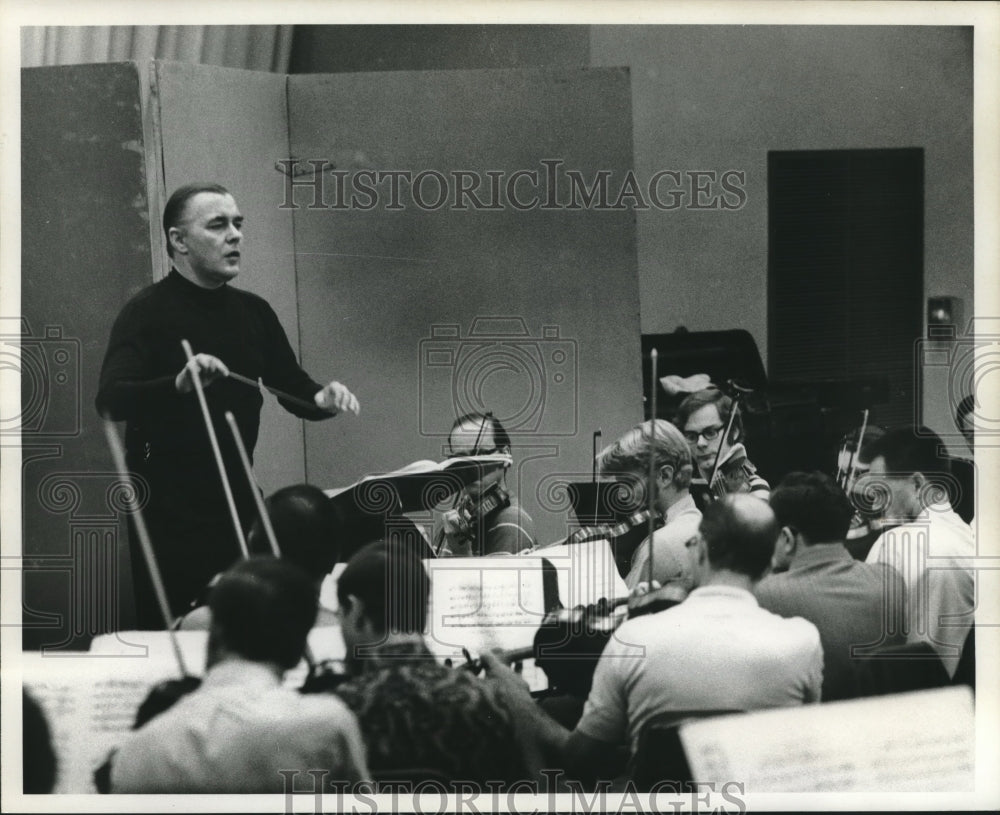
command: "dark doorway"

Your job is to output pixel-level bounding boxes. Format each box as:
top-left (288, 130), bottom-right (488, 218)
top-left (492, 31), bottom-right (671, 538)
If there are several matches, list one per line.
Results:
top-left (768, 148), bottom-right (924, 430)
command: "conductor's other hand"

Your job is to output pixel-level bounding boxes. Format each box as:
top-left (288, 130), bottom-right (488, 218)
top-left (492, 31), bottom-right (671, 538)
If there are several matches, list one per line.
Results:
top-left (315, 381), bottom-right (360, 416)
top-left (175, 354), bottom-right (229, 394)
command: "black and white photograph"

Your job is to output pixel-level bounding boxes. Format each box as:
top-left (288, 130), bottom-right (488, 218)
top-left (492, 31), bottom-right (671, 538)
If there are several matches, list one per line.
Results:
top-left (2, 1), bottom-right (998, 812)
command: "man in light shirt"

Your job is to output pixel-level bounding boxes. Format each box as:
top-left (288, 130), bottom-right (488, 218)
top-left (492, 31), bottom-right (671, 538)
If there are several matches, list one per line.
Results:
top-left (111, 557), bottom-right (369, 792)
top-left (482, 495), bottom-right (823, 783)
top-left (858, 426), bottom-right (975, 678)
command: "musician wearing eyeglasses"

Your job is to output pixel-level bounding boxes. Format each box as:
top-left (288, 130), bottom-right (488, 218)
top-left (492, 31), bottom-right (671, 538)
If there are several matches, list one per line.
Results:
top-left (96, 183), bottom-right (359, 629)
top-left (674, 386), bottom-right (770, 499)
top-left (433, 412), bottom-right (536, 556)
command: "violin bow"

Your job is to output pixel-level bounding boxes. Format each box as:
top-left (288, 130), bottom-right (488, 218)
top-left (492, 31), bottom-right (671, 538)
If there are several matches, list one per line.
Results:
top-left (707, 380), bottom-right (746, 495)
top-left (592, 429), bottom-right (602, 523)
top-left (647, 349), bottom-right (658, 587)
top-left (224, 411), bottom-right (282, 559)
top-left (103, 418), bottom-right (191, 678)
top-left (224, 411), bottom-right (320, 671)
top-left (181, 340), bottom-right (249, 559)
top-left (845, 408), bottom-right (869, 488)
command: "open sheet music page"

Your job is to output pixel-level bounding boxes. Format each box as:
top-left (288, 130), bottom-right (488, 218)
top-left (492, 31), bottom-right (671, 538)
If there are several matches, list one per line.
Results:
top-left (679, 686), bottom-right (975, 793)
top-left (422, 556), bottom-right (549, 658)
top-left (532, 538), bottom-right (628, 608)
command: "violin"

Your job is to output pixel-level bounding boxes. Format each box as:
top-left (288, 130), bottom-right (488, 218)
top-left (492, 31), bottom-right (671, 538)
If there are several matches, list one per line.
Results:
top-left (707, 443), bottom-right (761, 498)
top-left (451, 482), bottom-right (512, 539)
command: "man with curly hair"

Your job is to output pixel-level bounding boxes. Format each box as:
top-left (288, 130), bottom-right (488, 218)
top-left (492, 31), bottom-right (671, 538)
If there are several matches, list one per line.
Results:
top-left (333, 540), bottom-right (528, 785)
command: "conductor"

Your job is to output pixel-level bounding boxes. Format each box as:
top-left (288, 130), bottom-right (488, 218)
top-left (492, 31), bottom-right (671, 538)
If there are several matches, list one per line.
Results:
top-left (97, 183), bottom-right (359, 628)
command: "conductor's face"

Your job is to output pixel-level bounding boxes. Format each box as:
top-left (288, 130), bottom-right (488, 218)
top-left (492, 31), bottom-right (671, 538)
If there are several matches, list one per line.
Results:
top-left (171, 192), bottom-right (244, 288)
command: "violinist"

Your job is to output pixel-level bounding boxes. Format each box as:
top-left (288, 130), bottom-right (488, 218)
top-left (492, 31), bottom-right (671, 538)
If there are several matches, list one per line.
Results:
top-left (674, 386), bottom-right (770, 500)
top-left (597, 419), bottom-right (702, 592)
top-left (836, 424), bottom-right (888, 561)
top-left (109, 557), bottom-right (370, 793)
top-left (96, 183), bottom-right (360, 628)
top-left (434, 412), bottom-right (536, 556)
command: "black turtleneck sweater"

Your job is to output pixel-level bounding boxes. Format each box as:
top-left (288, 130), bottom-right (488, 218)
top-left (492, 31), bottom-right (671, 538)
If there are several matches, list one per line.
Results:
top-left (97, 269), bottom-right (329, 524)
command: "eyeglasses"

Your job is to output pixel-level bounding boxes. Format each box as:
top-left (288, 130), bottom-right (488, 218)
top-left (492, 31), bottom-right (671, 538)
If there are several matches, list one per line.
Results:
top-left (447, 446), bottom-right (500, 458)
top-left (682, 424), bottom-right (724, 444)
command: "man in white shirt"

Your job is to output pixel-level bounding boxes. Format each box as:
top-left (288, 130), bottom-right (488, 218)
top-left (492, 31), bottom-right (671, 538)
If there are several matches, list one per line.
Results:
top-left (482, 495), bottom-right (823, 782)
top-left (597, 419), bottom-right (702, 592)
top-left (859, 426), bottom-right (975, 678)
top-left (111, 557), bottom-right (369, 793)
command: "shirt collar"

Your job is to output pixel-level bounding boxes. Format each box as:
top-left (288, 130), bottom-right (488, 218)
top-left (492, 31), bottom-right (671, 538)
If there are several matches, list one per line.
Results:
top-left (686, 584), bottom-right (758, 604)
top-left (202, 658), bottom-right (282, 690)
top-left (787, 542), bottom-right (852, 571)
top-left (665, 492), bottom-right (698, 523)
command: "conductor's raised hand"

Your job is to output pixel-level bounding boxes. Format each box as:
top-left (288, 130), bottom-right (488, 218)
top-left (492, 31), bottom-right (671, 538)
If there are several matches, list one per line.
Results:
top-left (315, 381), bottom-right (360, 416)
top-left (175, 354), bottom-right (229, 394)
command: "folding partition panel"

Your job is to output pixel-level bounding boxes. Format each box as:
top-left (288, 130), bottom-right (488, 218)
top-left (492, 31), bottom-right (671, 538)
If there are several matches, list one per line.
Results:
top-left (20, 62), bottom-right (152, 647)
top-left (151, 61), bottom-right (306, 495)
top-left (287, 68), bottom-right (643, 545)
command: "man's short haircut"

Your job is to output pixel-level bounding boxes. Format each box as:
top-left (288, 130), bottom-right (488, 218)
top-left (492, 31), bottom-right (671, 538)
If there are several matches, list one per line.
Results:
top-left (336, 540), bottom-right (430, 634)
top-left (208, 556), bottom-right (317, 670)
top-left (698, 495), bottom-right (777, 581)
top-left (769, 471), bottom-right (853, 545)
top-left (597, 419), bottom-right (693, 491)
top-left (674, 386), bottom-right (744, 444)
top-left (247, 484), bottom-right (338, 578)
top-left (858, 425), bottom-right (951, 479)
top-left (163, 182), bottom-right (230, 258)
top-left (450, 412), bottom-right (511, 453)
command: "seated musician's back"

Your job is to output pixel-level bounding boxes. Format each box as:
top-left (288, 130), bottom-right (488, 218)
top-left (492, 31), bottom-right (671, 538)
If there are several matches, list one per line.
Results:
top-left (755, 471), bottom-right (906, 702)
top-left (111, 557), bottom-right (369, 793)
top-left (332, 541), bottom-right (528, 783)
top-left (481, 495), bottom-right (822, 784)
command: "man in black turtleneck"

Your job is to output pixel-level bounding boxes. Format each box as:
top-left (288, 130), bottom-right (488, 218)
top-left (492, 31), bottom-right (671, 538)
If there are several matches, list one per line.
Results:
top-left (97, 183), bottom-right (359, 628)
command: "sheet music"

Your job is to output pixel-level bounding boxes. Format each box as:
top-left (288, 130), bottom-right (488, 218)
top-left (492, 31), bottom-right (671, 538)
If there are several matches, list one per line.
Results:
top-left (423, 556), bottom-right (549, 658)
top-left (324, 454), bottom-right (513, 499)
top-left (532, 538), bottom-right (628, 607)
top-left (679, 686), bottom-right (975, 792)
top-left (22, 653), bottom-right (165, 794)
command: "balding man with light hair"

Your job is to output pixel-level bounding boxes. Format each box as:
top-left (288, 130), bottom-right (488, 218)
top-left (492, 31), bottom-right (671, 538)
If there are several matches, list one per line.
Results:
top-left (597, 419), bottom-right (702, 592)
top-left (482, 495), bottom-right (824, 783)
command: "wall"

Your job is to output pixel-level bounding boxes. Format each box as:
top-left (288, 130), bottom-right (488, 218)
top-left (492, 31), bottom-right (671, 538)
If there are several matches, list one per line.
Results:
top-left (589, 25), bottom-right (974, 443)
top-left (289, 24), bottom-right (589, 73)
top-left (287, 67), bottom-right (643, 545)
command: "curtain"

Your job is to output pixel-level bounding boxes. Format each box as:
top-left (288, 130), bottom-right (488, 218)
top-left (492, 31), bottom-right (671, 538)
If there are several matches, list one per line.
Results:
top-left (21, 25), bottom-right (294, 73)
